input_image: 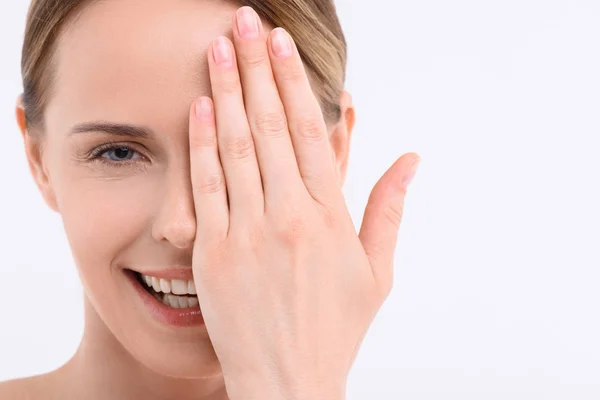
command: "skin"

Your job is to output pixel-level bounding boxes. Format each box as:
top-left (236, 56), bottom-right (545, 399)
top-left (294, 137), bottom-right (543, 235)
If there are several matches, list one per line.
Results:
top-left (3, 0), bottom-right (420, 399)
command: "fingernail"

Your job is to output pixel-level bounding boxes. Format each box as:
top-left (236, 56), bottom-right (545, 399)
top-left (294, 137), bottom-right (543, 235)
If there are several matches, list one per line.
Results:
top-left (213, 37), bottom-right (233, 67)
top-left (271, 28), bottom-right (292, 58)
top-left (401, 157), bottom-right (420, 190)
top-left (237, 7), bottom-right (260, 40)
top-left (195, 97), bottom-right (212, 120)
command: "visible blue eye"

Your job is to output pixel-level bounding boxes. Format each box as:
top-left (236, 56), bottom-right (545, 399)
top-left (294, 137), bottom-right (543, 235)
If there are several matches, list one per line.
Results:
top-left (88, 143), bottom-right (147, 168)
top-left (101, 146), bottom-right (140, 162)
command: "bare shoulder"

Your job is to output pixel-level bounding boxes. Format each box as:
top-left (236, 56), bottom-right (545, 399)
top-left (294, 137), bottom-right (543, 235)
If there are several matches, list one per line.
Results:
top-left (0, 374), bottom-right (55, 400)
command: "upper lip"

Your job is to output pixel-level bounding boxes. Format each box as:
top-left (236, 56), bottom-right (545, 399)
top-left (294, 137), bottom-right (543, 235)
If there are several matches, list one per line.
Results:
top-left (127, 266), bottom-right (194, 281)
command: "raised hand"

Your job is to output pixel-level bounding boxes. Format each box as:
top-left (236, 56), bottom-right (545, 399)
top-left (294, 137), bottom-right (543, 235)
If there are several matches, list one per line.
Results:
top-left (188, 6), bottom-right (420, 400)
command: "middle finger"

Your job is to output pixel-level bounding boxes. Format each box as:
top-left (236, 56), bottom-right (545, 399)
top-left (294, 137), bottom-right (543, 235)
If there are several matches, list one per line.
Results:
top-left (232, 6), bottom-right (306, 206)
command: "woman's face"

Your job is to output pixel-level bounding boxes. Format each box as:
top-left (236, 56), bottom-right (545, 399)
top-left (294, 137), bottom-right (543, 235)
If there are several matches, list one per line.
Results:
top-left (16, 0), bottom-right (343, 379)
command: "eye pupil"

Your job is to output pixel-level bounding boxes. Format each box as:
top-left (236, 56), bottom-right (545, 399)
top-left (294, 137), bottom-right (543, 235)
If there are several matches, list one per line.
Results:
top-left (113, 148), bottom-right (131, 160)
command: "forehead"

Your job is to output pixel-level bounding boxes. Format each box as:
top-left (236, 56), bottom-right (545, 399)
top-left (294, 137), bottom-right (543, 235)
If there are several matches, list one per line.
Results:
top-left (46, 0), bottom-right (250, 136)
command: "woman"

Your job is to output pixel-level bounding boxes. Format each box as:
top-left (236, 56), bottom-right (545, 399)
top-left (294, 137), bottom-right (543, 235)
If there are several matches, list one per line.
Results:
top-left (2, 0), bottom-right (420, 398)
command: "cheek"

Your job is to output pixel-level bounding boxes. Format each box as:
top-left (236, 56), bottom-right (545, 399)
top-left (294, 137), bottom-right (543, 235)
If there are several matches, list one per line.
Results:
top-left (57, 174), bottom-right (159, 276)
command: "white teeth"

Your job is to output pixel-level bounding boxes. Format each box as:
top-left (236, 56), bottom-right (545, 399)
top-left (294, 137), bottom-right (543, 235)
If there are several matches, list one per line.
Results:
top-left (171, 279), bottom-right (187, 295)
top-left (159, 279), bottom-right (171, 293)
top-left (188, 280), bottom-right (197, 295)
top-left (177, 297), bottom-right (188, 308)
top-left (153, 292), bottom-right (200, 309)
top-left (151, 277), bottom-right (161, 292)
top-left (188, 297), bottom-right (199, 307)
top-left (168, 294), bottom-right (180, 308)
top-left (139, 273), bottom-right (197, 295)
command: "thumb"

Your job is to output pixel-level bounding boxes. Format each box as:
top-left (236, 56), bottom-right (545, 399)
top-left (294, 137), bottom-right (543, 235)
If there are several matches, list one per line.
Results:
top-left (358, 153), bottom-right (420, 293)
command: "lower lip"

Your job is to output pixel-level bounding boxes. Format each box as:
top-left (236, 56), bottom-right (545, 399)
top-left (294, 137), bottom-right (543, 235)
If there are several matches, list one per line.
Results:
top-left (125, 270), bottom-right (205, 327)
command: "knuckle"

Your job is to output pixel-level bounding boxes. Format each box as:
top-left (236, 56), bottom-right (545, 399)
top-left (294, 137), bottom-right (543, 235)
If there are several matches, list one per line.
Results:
top-left (281, 66), bottom-right (305, 83)
top-left (382, 202), bottom-right (404, 226)
top-left (273, 201), bottom-right (308, 243)
top-left (252, 111), bottom-right (288, 138)
top-left (279, 215), bottom-right (307, 243)
top-left (240, 51), bottom-right (268, 69)
top-left (216, 75), bottom-right (240, 94)
top-left (295, 116), bottom-right (325, 142)
top-left (190, 131), bottom-right (217, 149)
top-left (196, 173), bottom-right (225, 195)
top-left (223, 135), bottom-right (255, 159)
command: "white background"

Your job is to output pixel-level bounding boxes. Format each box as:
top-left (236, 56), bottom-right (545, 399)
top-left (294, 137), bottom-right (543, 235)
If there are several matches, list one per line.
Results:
top-left (1, 0), bottom-right (599, 399)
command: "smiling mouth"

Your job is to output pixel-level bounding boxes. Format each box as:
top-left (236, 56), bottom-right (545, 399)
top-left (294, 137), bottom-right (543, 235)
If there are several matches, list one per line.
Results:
top-left (132, 271), bottom-right (199, 309)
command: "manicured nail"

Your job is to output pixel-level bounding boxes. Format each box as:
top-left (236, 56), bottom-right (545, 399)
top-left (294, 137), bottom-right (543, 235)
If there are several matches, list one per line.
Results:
top-left (237, 7), bottom-right (260, 40)
top-left (271, 28), bottom-right (292, 58)
top-left (401, 157), bottom-right (420, 190)
top-left (213, 37), bottom-right (233, 67)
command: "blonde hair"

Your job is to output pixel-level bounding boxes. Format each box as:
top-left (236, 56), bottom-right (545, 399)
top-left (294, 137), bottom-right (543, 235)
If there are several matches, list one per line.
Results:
top-left (20, 0), bottom-right (347, 135)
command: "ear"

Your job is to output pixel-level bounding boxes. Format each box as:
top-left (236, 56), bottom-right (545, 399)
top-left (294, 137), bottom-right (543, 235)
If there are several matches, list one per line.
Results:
top-left (328, 90), bottom-right (355, 188)
top-left (15, 95), bottom-right (59, 213)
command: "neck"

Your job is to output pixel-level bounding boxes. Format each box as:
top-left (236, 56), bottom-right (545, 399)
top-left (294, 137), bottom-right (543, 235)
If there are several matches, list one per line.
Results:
top-left (57, 295), bottom-right (229, 400)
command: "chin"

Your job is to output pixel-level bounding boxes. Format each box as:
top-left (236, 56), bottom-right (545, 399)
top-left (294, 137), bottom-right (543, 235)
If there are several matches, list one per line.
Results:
top-left (80, 269), bottom-right (225, 380)
top-left (134, 345), bottom-right (224, 379)
top-left (109, 320), bottom-right (226, 379)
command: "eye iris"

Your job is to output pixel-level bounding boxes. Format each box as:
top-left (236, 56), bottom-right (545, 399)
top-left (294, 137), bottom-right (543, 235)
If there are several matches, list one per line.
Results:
top-left (111, 147), bottom-right (132, 160)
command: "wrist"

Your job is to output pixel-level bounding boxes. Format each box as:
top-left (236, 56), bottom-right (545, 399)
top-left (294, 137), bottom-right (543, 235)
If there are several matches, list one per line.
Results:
top-left (223, 369), bottom-right (346, 400)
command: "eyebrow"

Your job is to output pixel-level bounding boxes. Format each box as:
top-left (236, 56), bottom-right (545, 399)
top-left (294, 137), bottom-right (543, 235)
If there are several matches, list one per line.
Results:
top-left (68, 121), bottom-right (155, 139)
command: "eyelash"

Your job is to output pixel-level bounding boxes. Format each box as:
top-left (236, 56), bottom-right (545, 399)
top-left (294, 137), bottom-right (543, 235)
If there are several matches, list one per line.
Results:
top-left (87, 142), bottom-right (148, 168)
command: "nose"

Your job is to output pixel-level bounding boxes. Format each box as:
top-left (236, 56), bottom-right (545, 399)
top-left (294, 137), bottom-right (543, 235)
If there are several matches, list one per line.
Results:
top-left (152, 168), bottom-right (197, 249)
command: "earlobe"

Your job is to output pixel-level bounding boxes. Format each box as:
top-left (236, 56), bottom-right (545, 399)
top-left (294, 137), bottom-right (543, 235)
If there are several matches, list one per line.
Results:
top-left (328, 90), bottom-right (355, 188)
top-left (340, 90), bottom-right (355, 137)
top-left (15, 95), bottom-right (60, 213)
top-left (15, 95), bottom-right (27, 138)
